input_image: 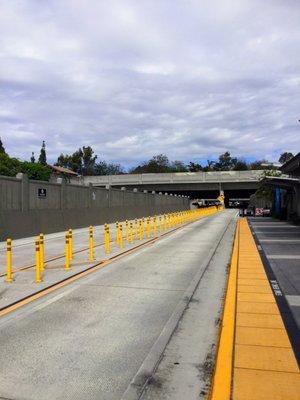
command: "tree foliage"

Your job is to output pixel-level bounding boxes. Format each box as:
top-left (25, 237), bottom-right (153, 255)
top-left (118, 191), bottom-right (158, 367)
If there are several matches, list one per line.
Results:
top-left (38, 141), bottom-right (47, 165)
top-left (56, 146), bottom-right (97, 175)
top-left (0, 152), bottom-right (51, 180)
top-left (0, 138), bottom-right (5, 154)
top-left (279, 152), bottom-right (294, 164)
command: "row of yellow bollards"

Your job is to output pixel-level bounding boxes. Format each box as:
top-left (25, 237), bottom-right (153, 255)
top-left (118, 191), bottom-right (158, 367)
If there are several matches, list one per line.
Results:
top-left (4, 206), bottom-right (223, 284)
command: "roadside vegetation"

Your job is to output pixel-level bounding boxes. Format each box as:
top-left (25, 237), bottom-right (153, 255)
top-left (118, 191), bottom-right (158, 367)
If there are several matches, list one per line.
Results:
top-left (0, 137), bottom-right (294, 180)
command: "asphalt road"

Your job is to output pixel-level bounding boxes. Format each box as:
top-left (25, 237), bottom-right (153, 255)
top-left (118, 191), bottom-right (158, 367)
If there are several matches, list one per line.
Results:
top-left (0, 210), bottom-right (237, 400)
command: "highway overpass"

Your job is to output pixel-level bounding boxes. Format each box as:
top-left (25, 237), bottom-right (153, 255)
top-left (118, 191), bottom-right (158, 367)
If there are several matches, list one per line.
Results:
top-left (74, 170), bottom-right (265, 205)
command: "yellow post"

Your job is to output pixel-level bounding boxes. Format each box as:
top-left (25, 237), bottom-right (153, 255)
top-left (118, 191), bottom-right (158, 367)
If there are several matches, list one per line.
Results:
top-left (39, 233), bottom-right (44, 271)
top-left (125, 220), bottom-right (129, 241)
top-left (64, 234), bottom-right (71, 271)
top-left (35, 239), bottom-right (42, 282)
top-left (164, 214), bottom-right (167, 231)
top-left (153, 216), bottom-right (157, 236)
top-left (139, 220), bottom-right (143, 240)
top-left (147, 217), bottom-right (151, 238)
top-left (135, 219), bottom-right (138, 239)
top-left (142, 218), bottom-right (145, 238)
top-left (68, 229), bottom-right (73, 260)
top-left (5, 238), bottom-right (13, 283)
top-left (158, 216), bottom-right (162, 233)
top-left (116, 222), bottom-right (119, 245)
top-left (89, 225), bottom-right (95, 261)
top-left (129, 222), bottom-right (133, 243)
top-left (104, 224), bottom-right (111, 254)
top-left (119, 224), bottom-right (124, 248)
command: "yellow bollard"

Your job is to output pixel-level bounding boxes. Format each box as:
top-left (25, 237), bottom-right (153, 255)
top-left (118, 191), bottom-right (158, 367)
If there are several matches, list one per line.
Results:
top-left (39, 233), bottom-right (44, 271)
top-left (153, 216), bottom-right (157, 236)
top-left (104, 224), bottom-right (111, 254)
top-left (139, 220), bottom-right (143, 240)
top-left (35, 239), bottom-right (43, 282)
top-left (125, 220), bottom-right (129, 241)
top-left (158, 216), bottom-right (162, 233)
top-left (135, 219), bottom-right (138, 240)
top-left (89, 225), bottom-right (95, 261)
top-left (5, 238), bottom-right (13, 283)
top-left (116, 222), bottom-right (119, 245)
top-left (119, 224), bottom-right (124, 248)
top-left (68, 229), bottom-right (73, 260)
top-left (147, 217), bottom-right (151, 238)
top-left (164, 214), bottom-right (167, 231)
top-left (129, 222), bottom-right (133, 243)
top-left (64, 234), bottom-right (71, 271)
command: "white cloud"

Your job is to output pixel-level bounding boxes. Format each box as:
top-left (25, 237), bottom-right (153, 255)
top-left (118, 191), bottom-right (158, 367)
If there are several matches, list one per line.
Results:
top-left (0, 0), bottom-right (299, 167)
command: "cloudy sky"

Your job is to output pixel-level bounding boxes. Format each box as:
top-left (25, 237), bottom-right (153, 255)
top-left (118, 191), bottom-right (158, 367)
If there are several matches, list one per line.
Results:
top-left (0, 0), bottom-right (299, 167)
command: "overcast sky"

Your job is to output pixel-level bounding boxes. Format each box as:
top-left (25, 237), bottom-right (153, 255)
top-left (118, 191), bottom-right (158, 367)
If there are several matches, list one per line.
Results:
top-left (0, 0), bottom-right (299, 167)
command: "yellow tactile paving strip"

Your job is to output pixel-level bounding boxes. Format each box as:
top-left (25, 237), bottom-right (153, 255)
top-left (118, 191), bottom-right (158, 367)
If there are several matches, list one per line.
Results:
top-left (209, 218), bottom-right (300, 400)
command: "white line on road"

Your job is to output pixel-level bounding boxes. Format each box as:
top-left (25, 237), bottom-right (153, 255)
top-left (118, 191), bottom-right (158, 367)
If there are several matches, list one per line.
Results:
top-left (267, 255), bottom-right (300, 260)
top-left (286, 295), bottom-right (300, 307)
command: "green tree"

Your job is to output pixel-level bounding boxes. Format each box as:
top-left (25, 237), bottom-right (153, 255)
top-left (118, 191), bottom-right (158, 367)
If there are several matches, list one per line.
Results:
top-left (279, 152), bottom-right (294, 164)
top-left (0, 152), bottom-right (51, 180)
top-left (20, 162), bottom-right (51, 181)
top-left (188, 162), bottom-right (203, 172)
top-left (0, 153), bottom-right (21, 176)
top-left (170, 160), bottom-right (188, 172)
top-left (30, 152), bottom-right (35, 163)
top-left (233, 159), bottom-right (248, 171)
top-left (82, 146), bottom-right (97, 175)
top-left (214, 151), bottom-right (238, 170)
top-left (94, 161), bottom-right (124, 175)
top-left (38, 141), bottom-right (47, 165)
top-left (0, 137), bottom-right (5, 154)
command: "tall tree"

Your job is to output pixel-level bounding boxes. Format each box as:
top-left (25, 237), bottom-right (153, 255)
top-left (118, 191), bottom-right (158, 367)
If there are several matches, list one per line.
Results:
top-left (279, 152), bottom-right (294, 164)
top-left (82, 146), bottom-right (97, 175)
top-left (38, 141), bottom-right (47, 165)
top-left (0, 137), bottom-right (5, 154)
top-left (30, 152), bottom-right (35, 163)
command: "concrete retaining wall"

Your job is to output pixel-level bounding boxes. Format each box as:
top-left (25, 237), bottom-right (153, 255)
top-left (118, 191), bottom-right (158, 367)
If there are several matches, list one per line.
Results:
top-left (0, 175), bottom-right (189, 240)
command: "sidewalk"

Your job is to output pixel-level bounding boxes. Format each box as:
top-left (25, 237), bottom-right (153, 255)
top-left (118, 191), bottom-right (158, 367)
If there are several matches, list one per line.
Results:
top-left (209, 218), bottom-right (300, 400)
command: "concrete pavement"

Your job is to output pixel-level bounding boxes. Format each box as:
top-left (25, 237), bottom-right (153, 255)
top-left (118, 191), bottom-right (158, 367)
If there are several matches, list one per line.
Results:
top-left (0, 210), bottom-right (237, 400)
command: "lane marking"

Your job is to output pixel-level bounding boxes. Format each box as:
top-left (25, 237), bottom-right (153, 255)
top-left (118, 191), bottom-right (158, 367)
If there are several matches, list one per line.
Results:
top-left (267, 255), bottom-right (300, 260)
top-left (286, 295), bottom-right (300, 307)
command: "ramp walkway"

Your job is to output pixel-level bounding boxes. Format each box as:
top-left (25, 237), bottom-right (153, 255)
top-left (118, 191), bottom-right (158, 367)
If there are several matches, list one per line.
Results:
top-left (209, 218), bottom-right (300, 400)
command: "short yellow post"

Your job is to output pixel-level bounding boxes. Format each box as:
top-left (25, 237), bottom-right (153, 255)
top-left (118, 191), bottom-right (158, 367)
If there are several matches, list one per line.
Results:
top-left (64, 234), bottom-right (71, 271)
top-left (147, 217), bottom-right (151, 238)
top-left (39, 233), bottom-right (44, 271)
top-left (129, 222), bottom-right (133, 243)
top-left (153, 216), bottom-right (157, 236)
top-left (125, 220), bottom-right (129, 241)
top-left (68, 229), bottom-right (73, 260)
top-left (104, 224), bottom-right (111, 254)
top-left (119, 224), bottom-right (124, 248)
top-left (158, 216), bottom-right (162, 233)
top-left (135, 219), bottom-right (138, 240)
top-left (139, 220), bottom-right (143, 240)
top-left (116, 222), bottom-right (119, 245)
top-left (5, 238), bottom-right (13, 283)
top-left (35, 239), bottom-right (42, 282)
top-left (89, 225), bottom-right (95, 261)
top-left (164, 214), bottom-right (167, 231)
